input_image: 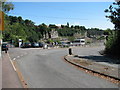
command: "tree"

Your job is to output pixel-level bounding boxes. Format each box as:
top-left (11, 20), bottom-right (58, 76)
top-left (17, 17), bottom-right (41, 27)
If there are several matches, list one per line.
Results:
top-left (105, 2), bottom-right (120, 30)
top-left (38, 23), bottom-right (48, 38)
top-left (104, 1), bottom-right (120, 57)
top-left (27, 32), bottom-right (39, 42)
top-left (24, 19), bottom-right (35, 26)
top-left (61, 25), bottom-right (65, 28)
top-left (9, 16), bottom-right (18, 24)
top-left (49, 24), bottom-right (58, 29)
top-left (1, 1), bottom-right (14, 13)
top-left (71, 25), bottom-right (74, 29)
top-left (67, 22), bottom-right (69, 28)
top-left (103, 28), bottom-right (113, 35)
top-left (18, 16), bottom-right (24, 24)
top-left (74, 25), bottom-right (80, 29)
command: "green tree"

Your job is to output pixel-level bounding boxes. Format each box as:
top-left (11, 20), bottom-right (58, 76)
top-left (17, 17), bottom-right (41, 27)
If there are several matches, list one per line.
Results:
top-left (38, 23), bottom-right (48, 38)
top-left (71, 25), bottom-right (74, 29)
top-left (67, 22), bottom-right (69, 28)
top-left (1, 1), bottom-right (14, 13)
top-left (103, 28), bottom-right (113, 35)
top-left (27, 33), bottom-right (39, 42)
top-left (104, 1), bottom-right (120, 57)
top-left (49, 24), bottom-right (58, 29)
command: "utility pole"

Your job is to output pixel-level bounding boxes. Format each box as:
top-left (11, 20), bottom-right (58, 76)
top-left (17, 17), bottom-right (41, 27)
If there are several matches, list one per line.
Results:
top-left (0, 1), bottom-right (2, 90)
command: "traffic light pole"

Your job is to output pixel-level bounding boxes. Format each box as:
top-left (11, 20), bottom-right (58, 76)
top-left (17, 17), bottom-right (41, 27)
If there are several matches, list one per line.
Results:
top-left (0, 2), bottom-right (2, 90)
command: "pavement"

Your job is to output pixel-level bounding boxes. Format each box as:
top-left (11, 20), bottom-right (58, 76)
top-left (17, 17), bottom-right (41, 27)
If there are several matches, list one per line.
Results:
top-left (64, 54), bottom-right (120, 81)
top-left (2, 51), bottom-right (22, 88)
top-left (0, 47), bottom-right (2, 90)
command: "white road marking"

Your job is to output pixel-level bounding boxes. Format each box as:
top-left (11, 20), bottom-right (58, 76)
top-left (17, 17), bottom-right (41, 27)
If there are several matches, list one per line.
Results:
top-left (21, 55), bottom-right (23, 57)
top-left (41, 54), bottom-right (46, 55)
top-left (24, 53), bottom-right (27, 55)
top-left (112, 69), bottom-right (115, 70)
top-left (13, 58), bottom-right (16, 61)
top-left (21, 48), bottom-right (42, 50)
top-left (17, 56), bottom-right (20, 58)
top-left (7, 53), bottom-right (16, 72)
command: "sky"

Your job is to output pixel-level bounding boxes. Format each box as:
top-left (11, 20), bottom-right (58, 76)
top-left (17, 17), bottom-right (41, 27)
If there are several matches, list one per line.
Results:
top-left (8, 2), bottom-right (116, 30)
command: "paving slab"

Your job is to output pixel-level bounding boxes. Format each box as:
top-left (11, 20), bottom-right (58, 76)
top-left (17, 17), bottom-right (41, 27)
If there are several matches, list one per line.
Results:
top-left (2, 52), bottom-right (22, 88)
top-left (65, 55), bottom-right (120, 80)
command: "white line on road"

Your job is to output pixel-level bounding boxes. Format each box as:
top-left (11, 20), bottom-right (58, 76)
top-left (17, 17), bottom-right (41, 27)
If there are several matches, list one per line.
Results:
top-left (20, 55), bottom-right (23, 57)
top-left (7, 53), bottom-right (16, 72)
top-left (13, 58), bottom-right (16, 61)
top-left (41, 54), bottom-right (46, 55)
top-left (24, 53), bottom-right (27, 55)
top-left (17, 56), bottom-right (20, 58)
top-left (21, 48), bottom-right (42, 50)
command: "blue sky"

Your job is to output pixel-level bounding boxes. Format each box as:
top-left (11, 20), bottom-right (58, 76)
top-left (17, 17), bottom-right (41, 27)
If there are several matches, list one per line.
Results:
top-left (8, 2), bottom-right (115, 29)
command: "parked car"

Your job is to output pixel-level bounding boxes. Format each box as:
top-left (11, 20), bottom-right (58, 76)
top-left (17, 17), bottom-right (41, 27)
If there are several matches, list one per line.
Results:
top-left (61, 41), bottom-right (70, 47)
top-left (31, 42), bottom-right (39, 48)
top-left (43, 44), bottom-right (48, 49)
top-left (21, 42), bottom-right (31, 48)
top-left (2, 43), bottom-right (8, 53)
top-left (39, 42), bottom-right (44, 48)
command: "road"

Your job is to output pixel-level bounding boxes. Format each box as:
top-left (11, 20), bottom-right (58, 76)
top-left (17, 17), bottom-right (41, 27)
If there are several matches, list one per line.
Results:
top-left (8, 46), bottom-right (118, 88)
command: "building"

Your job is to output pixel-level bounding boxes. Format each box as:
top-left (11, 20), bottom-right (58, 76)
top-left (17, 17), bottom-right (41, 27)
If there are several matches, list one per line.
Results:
top-left (50, 30), bottom-right (59, 39)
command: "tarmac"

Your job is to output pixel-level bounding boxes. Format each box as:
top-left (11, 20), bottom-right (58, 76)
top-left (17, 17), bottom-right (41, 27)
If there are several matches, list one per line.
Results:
top-left (64, 55), bottom-right (120, 81)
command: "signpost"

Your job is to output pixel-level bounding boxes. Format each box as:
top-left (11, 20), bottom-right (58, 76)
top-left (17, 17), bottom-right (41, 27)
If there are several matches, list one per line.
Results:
top-left (0, 2), bottom-right (2, 90)
top-left (0, 11), bottom-right (4, 31)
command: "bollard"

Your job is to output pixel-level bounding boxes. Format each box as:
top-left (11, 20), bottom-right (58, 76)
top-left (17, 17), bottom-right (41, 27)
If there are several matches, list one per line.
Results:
top-left (69, 48), bottom-right (72, 55)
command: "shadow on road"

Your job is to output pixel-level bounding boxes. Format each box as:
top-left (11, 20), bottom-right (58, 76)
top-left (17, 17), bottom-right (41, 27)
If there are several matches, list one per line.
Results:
top-left (75, 55), bottom-right (120, 64)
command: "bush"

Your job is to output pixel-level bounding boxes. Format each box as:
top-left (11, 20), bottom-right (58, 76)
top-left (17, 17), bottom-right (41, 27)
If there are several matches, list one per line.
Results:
top-left (97, 36), bottom-right (105, 40)
top-left (105, 31), bottom-right (120, 57)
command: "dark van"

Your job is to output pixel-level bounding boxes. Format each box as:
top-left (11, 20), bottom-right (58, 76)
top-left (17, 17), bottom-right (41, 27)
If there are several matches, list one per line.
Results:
top-left (2, 43), bottom-right (9, 53)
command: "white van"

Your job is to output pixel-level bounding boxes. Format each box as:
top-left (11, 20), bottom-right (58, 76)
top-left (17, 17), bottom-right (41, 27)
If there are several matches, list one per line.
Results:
top-left (72, 39), bottom-right (85, 46)
top-left (80, 39), bottom-right (85, 45)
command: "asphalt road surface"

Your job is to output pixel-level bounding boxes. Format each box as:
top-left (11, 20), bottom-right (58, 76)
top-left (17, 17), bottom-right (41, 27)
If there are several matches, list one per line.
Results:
top-left (8, 46), bottom-right (118, 88)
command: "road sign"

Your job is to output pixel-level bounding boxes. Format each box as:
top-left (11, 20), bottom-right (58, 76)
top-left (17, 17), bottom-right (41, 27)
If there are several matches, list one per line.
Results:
top-left (0, 11), bottom-right (4, 31)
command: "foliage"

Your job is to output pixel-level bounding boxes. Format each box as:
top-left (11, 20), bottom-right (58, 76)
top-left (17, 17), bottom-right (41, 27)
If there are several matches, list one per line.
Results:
top-left (68, 36), bottom-right (75, 42)
top-left (57, 28), bottom-right (75, 36)
top-left (105, 1), bottom-right (120, 30)
top-left (103, 28), bottom-right (113, 35)
top-left (104, 1), bottom-right (120, 57)
top-left (87, 28), bottom-right (104, 38)
top-left (3, 15), bottom-right (40, 44)
top-left (96, 36), bottom-right (105, 40)
top-left (2, 1), bottom-right (14, 13)
top-left (46, 39), bottom-right (54, 44)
